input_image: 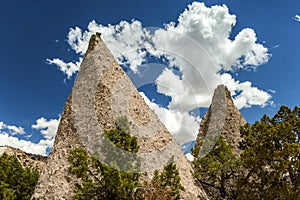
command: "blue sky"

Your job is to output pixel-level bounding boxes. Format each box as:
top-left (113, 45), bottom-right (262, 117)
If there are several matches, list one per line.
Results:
top-left (0, 0), bottom-right (300, 155)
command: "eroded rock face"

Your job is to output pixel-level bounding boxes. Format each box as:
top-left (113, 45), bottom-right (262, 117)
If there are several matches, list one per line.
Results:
top-left (195, 85), bottom-right (247, 157)
top-left (31, 33), bottom-right (208, 200)
top-left (0, 146), bottom-right (47, 173)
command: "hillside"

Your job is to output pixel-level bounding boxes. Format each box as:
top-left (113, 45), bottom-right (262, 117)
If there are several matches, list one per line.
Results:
top-left (0, 145), bottom-right (47, 173)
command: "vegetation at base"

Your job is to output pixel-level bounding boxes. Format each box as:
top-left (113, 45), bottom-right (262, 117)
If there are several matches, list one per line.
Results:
top-left (192, 105), bottom-right (300, 199)
top-left (68, 116), bottom-right (140, 200)
top-left (0, 152), bottom-right (39, 200)
top-left (192, 136), bottom-right (240, 199)
top-left (133, 156), bottom-right (184, 200)
top-left (68, 116), bottom-right (184, 200)
top-left (150, 156), bottom-right (184, 200)
top-left (237, 106), bottom-right (300, 199)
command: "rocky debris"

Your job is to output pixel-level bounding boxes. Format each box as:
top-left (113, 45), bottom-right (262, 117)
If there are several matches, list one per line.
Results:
top-left (0, 145), bottom-right (47, 173)
top-left (31, 33), bottom-right (209, 200)
top-left (195, 85), bottom-right (247, 157)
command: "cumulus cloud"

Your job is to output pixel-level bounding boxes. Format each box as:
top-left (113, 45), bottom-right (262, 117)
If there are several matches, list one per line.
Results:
top-left (6, 125), bottom-right (25, 135)
top-left (32, 117), bottom-right (60, 140)
top-left (295, 14), bottom-right (300, 22)
top-left (49, 2), bottom-right (271, 109)
top-left (0, 122), bottom-right (4, 130)
top-left (31, 117), bottom-right (60, 151)
top-left (151, 2), bottom-right (271, 111)
top-left (220, 73), bottom-right (273, 109)
top-left (47, 58), bottom-right (82, 79)
top-left (0, 121), bottom-right (25, 135)
top-left (153, 3), bottom-right (269, 71)
top-left (0, 117), bottom-right (60, 156)
top-left (0, 133), bottom-right (49, 155)
top-left (48, 20), bottom-right (152, 76)
top-left (47, 2), bottom-right (273, 144)
top-left (140, 92), bottom-right (200, 144)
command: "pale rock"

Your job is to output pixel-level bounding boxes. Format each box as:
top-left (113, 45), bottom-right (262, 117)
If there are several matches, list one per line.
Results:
top-left (31, 33), bottom-right (209, 200)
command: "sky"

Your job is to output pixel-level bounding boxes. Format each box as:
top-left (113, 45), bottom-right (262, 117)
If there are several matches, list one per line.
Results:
top-left (0, 0), bottom-right (300, 156)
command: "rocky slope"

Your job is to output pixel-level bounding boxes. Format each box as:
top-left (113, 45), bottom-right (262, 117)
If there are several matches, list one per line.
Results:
top-left (31, 33), bottom-right (209, 199)
top-left (0, 145), bottom-right (47, 173)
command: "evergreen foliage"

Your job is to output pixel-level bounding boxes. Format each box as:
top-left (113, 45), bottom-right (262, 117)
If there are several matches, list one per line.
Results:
top-left (69, 116), bottom-right (184, 200)
top-left (151, 156), bottom-right (185, 200)
top-left (192, 136), bottom-right (240, 199)
top-left (237, 105), bottom-right (300, 199)
top-left (68, 116), bottom-right (140, 200)
top-left (132, 156), bottom-right (184, 200)
top-left (0, 152), bottom-right (39, 200)
top-left (192, 105), bottom-right (300, 200)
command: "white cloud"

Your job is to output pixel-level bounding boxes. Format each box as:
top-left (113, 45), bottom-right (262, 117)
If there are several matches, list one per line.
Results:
top-left (47, 2), bottom-right (273, 144)
top-left (0, 121), bottom-right (25, 135)
top-left (268, 89), bottom-right (276, 94)
top-left (31, 117), bottom-right (60, 150)
top-left (0, 117), bottom-right (60, 156)
top-left (151, 2), bottom-right (271, 111)
top-left (7, 125), bottom-right (25, 135)
top-left (50, 2), bottom-right (271, 110)
top-left (185, 153), bottom-right (194, 162)
top-left (0, 133), bottom-right (49, 156)
top-left (220, 73), bottom-right (272, 109)
top-left (46, 58), bottom-right (82, 79)
top-left (294, 14), bottom-right (300, 22)
top-left (49, 19), bottom-right (152, 76)
top-left (32, 117), bottom-right (60, 140)
top-left (153, 3), bottom-right (269, 71)
top-left (0, 121), bottom-right (5, 130)
top-left (140, 92), bottom-right (200, 144)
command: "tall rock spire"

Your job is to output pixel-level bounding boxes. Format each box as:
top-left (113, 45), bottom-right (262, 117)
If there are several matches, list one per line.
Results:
top-left (195, 85), bottom-right (247, 157)
top-left (31, 33), bottom-right (208, 199)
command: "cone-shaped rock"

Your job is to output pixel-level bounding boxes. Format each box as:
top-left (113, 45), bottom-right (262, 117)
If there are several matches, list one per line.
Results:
top-left (195, 85), bottom-right (247, 157)
top-left (32, 33), bottom-right (208, 199)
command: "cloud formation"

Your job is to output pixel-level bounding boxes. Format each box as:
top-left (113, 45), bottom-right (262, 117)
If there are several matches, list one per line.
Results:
top-left (49, 20), bottom-right (152, 75)
top-left (0, 121), bottom-right (25, 135)
top-left (295, 14), bottom-right (300, 22)
top-left (47, 58), bottom-right (82, 79)
top-left (220, 73), bottom-right (272, 109)
top-left (32, 117), bottom-right (60, 140)
top-left (0, 133), bottom-right (48, 156)
top-left (47, 2), bottom-right (273, 144)
top-left (6, 125), bottom-right (25, 135)
top-left (0, 117), bottom-right (60, 156)
top-left (140, 92), bottom-right (200, 144)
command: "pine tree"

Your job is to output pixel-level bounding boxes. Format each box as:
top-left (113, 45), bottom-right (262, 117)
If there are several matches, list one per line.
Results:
top-left (68, 116), bottom-right (140, 200)
top-left (236, 106), bottom-right (300, 199)
top-left (0, 152), bottom-right (39, 200)
top-left (192, 136), bottom-right (240, 199)
top-left (132, 156), bottom-right (184, 200)
top-left (151, 156), bottom-right (185, 200)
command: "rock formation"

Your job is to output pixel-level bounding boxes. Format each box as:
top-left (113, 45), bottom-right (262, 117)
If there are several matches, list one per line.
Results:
top-left (32, 33), bottom-right (208, 199)
top-left (195, 85), bottom-right (247, 157)
top-left (0, 145), bottom-right (47, 173)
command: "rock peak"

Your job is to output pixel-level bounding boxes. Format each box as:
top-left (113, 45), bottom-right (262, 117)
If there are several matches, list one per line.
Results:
top-left (195, 84), bottom-right (247, 157)
top-left (32, 34), bottom-right (208, 199)
top-left (85, 32), bottom-right (102, 56)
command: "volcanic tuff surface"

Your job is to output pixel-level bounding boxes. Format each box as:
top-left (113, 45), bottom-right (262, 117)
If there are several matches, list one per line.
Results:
top-left (31, 33), bottom-right (208, 199)
top-left (0, 146), bottom-right (47, 173)
top-left (195, 85), bottom-right (247, 157)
